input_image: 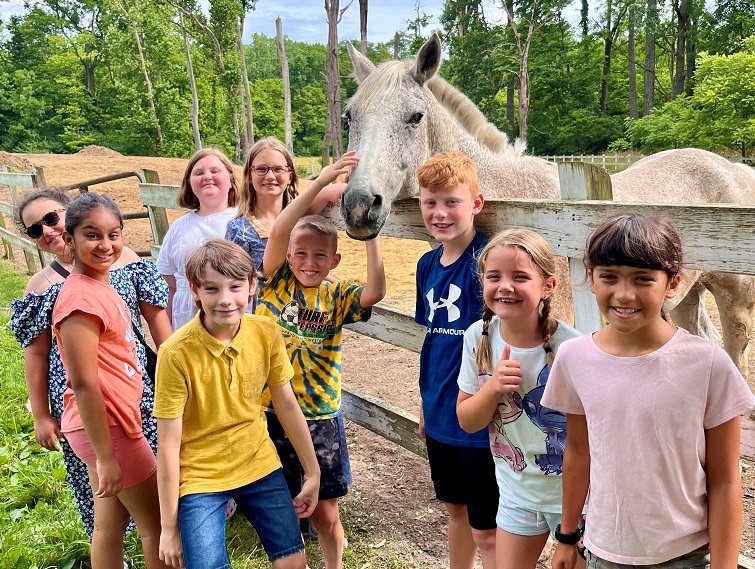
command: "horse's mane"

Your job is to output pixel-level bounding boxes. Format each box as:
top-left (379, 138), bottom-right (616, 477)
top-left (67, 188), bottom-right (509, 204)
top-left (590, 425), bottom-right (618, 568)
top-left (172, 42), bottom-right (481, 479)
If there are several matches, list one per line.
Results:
top-left (427, 76), bottom-right (524, 158)
top-left (349, 59), bottom-right (525, 159)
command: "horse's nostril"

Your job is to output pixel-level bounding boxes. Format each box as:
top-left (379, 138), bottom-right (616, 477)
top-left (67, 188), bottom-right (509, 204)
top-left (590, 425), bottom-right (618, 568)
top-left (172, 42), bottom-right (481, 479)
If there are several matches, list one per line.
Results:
top-left (368, 195), bottom-right (383, 222)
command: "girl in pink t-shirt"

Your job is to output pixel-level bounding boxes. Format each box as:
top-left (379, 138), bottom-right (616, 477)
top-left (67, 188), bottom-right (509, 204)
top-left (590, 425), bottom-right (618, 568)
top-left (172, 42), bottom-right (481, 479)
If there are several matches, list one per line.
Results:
top-left (53, 193), bottom-right (169, 569)
top-left (543, 214), bottom-right (755, 569)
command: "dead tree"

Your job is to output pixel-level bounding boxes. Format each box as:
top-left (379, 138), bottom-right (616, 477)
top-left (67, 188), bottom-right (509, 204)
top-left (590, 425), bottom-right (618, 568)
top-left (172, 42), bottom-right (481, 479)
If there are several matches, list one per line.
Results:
top-left (276, 17), bottom-right (293, 152)
top-left (322, 0), bottom-right (353, 164)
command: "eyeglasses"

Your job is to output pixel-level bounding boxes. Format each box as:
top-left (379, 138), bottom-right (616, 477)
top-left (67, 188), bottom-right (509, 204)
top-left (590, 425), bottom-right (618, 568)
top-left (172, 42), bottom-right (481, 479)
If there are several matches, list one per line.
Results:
top-left (251, 165), bottom-right (291, 177)
top-left (24, 209), bottom-right (66, 239)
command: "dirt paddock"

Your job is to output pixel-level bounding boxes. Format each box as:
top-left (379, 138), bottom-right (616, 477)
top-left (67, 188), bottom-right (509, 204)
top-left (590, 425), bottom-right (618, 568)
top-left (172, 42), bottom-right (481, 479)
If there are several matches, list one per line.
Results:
top-left (1, 148), bottom-right (754, 566)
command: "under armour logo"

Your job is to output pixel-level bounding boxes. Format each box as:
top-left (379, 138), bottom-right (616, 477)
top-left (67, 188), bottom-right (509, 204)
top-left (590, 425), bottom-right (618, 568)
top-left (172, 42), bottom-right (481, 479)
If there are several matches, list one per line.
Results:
top-left (427, 284), bottom-right (461, 322)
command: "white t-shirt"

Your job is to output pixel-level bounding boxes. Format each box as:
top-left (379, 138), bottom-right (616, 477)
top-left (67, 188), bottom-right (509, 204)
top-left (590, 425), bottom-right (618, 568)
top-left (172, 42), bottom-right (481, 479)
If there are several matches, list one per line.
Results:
top-left (458, 317), bottom-right (582, 512)
top-left (156, 207), bottom-right (237, 330)
top-left (542, 328), bottom-right (755, 565)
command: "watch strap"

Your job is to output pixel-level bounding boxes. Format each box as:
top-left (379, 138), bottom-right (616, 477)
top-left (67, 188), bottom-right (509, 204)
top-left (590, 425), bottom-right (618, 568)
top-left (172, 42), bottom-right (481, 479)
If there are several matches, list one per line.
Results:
top-left (554, 524), bottom-right (581, 545)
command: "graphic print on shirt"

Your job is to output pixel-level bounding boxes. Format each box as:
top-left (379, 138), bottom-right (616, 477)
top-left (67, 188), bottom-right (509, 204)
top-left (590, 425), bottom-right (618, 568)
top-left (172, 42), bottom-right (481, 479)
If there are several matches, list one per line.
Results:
top-left (426, 284), bottom-right (462, 323)
top-left (277, 300), bottom-right (335, 347)
top-left (479, 367), bottom-right (526, 471)
top-left (523, 364), bottom-right (566, 475)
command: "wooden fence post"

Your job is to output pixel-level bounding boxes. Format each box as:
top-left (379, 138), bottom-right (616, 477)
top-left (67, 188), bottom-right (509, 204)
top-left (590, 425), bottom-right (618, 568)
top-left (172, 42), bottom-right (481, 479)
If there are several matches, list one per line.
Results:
top-left (0, 165), bottom-right (40, 272)
top-left (140, 169), bottom-right (170, 258)
top-left (558, 162), bottom-right (612, 333)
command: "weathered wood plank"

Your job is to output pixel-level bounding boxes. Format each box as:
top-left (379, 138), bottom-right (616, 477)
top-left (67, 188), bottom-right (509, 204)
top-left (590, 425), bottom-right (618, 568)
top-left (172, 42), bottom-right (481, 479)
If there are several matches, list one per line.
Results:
top-left (739, 554), bottom-right (755, 569)
top-left (387, 199), bottom-right (755, 275)
top-left (139, 183), bottom-right (187, 211)
top-left (0, 227), bottom-right (43, 254)
top-left (0, 172), bottom-right (36, 188)
top-left (140, 172), bottom-right (173, 246)
top-left (346, 304), bottom-right (425, 353)
top-left (341, 384), bottom-right (426, 459)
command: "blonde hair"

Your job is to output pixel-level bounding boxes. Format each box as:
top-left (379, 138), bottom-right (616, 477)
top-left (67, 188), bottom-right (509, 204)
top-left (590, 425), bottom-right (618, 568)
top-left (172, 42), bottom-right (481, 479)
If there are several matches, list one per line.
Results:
top-left (291, 215), bottom-right (338, 254)
top-left (475, 229), bottom-right (557, 373)
top-left (237, 137), bottom-right (299, 220)
top-left (178, 148), bottom-right (239, 210)
top-left (416, 151), bottom-right (479, 196)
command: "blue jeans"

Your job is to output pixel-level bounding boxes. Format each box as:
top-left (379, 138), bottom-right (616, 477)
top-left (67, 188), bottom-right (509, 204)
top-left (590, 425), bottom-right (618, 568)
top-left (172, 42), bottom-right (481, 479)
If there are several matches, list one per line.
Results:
top-left (178, 469), bottom-right (304, 568)
top-left (585, 545), bottom-right (710, 568)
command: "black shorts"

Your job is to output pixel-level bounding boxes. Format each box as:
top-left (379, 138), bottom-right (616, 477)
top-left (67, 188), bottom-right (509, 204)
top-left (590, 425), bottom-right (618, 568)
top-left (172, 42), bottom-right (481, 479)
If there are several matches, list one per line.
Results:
top-left (266, 412), bottom-right (348, 501)
top-left (425, 435), bottom-right (498, 531)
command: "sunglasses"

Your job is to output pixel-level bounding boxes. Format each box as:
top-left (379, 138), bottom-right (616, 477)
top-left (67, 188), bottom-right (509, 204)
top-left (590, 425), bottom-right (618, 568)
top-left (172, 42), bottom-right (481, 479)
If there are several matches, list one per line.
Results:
top-left (251, 165), bottom-right (291, 177)
top-left (24, 209), bottom-right (66, 239)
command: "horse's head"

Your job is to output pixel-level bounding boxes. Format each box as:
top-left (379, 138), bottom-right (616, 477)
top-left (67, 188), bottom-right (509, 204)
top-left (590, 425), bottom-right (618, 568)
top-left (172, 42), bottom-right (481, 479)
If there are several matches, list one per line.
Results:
top-left (341, 34), bottom-right (442, 240)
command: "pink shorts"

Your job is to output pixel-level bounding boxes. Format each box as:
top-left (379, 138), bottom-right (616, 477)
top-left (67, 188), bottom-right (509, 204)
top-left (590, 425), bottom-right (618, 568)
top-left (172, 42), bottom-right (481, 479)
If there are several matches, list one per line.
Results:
top-left (65, 425), bottom-right (157, 489)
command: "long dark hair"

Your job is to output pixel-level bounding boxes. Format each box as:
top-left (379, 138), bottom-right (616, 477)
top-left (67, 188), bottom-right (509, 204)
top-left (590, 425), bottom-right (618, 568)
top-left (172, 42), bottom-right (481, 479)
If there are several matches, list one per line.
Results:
top-left (65, 192), bottom-right (123, 235)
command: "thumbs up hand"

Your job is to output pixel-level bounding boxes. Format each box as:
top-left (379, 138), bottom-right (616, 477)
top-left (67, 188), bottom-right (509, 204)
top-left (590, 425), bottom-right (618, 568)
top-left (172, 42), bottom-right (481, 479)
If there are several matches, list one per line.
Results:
top-left (490, 344), bottom-right (522, 395)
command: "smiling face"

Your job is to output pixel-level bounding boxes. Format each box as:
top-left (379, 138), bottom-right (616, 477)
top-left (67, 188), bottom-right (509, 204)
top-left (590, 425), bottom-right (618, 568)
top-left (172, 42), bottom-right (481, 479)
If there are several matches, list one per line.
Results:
top-left (21, 198), bottom-right (68, 258)
top-left (249, 148), bottom-right (293, 206)
top-left (189, 155), bottom-right (232, 215)
top-left (190, 266), bottom-right (255, 340)
top-left (418, 184), bottom-right (483, 246)
top-left (64, 207), bottom-right (123, 283)
top-left (286, 229), bottom-right (341, 288)
top-left (590, 265), bottom-right (681, 339)
top-left (482, 245), bottom-right (555, 324)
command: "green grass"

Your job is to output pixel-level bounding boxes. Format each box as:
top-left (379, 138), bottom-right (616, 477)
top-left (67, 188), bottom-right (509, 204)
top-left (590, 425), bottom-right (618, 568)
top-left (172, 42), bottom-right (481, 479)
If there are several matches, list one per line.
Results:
top-left (0, 260), bottom-right (438, 568)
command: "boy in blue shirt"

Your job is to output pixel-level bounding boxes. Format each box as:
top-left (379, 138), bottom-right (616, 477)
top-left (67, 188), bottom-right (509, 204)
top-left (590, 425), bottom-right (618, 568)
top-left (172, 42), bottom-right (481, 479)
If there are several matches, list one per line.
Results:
top-left (415, 152), bottom-right (498, 569)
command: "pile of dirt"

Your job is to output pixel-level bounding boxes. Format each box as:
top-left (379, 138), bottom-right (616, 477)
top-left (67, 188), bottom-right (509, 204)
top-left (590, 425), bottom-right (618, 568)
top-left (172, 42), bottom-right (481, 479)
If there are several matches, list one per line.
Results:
top-left (0, 151), bottom-right (35, 172)
top-left (74, 145), bottom-right (124, 158)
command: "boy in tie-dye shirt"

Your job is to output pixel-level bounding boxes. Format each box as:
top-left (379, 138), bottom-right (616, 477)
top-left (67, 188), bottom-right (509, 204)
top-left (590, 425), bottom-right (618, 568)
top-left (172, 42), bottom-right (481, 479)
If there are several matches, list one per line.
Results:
top-left (256, 150), bottom-right (386, 569)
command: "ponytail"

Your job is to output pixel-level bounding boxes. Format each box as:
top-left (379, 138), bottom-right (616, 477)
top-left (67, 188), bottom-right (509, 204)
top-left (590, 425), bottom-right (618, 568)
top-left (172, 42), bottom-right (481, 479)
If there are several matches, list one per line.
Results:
top-left (539, 297), bottom-right (555, 369)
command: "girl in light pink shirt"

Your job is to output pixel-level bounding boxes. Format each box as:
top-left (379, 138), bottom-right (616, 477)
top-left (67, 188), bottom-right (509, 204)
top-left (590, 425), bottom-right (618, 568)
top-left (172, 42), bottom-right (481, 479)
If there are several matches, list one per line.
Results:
top-left (543, 214), bottom-right (755, 569)
top-left (53, 193), bottom-right (169, 569)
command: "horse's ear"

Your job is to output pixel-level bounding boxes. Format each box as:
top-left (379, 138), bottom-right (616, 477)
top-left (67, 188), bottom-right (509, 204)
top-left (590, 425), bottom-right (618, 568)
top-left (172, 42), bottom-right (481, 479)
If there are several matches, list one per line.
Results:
top-left (413, 33), bottom-right (442, 86)
top-left (347, 41), bottom-right (376, 84)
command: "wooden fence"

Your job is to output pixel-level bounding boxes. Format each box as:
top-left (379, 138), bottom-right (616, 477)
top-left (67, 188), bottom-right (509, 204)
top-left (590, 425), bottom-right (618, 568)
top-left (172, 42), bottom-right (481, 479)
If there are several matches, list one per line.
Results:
top-left (541, 153), bottom-right (755, 171)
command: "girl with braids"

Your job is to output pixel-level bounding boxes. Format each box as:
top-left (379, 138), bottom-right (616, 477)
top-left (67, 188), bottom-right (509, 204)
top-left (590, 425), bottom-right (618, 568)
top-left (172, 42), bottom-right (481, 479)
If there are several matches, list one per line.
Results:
top-left (456, 228), bottom-right (582, 569)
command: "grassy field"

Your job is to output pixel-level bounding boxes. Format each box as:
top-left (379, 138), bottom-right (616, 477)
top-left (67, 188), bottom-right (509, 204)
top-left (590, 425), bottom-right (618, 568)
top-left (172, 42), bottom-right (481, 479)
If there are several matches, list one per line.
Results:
top-left (0, 260), bottom-right (433, 569)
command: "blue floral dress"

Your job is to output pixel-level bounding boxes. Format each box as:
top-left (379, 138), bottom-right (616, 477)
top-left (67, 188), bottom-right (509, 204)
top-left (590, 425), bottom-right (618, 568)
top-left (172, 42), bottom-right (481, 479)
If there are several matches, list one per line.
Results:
top-left (225, 215), bottom-right (267, 270)
top-left (10, 259), bottom-right (168, 538)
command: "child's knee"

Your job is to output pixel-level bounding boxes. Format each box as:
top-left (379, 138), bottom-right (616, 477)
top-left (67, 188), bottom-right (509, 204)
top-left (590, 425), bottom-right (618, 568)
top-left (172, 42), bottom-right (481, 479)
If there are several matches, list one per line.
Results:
top-left (271, 551), bottom-right (307, 569)
top-left (444, 502), bottom-right (469, 520)
top-left (311, 498), bottom-right (341, 530)
top-left (471, 527), bottom-right (497, 552)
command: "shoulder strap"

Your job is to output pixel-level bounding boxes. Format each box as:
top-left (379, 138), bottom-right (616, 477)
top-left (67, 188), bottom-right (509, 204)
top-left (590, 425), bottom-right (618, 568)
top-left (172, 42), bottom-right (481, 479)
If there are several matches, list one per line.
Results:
top-left (131, 320), bottom-right (148, 347)
top-left (49, 261), bottom-right (71, 279)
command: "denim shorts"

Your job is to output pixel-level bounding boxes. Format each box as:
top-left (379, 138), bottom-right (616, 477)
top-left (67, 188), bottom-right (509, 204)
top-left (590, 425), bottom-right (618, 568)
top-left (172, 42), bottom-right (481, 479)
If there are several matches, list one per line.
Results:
top-left (178, 469), bottom-right (303, 568)
top-left (585, 545), bottom-right (710, 569)
top-left (495, 493), bottom-right (561, 536)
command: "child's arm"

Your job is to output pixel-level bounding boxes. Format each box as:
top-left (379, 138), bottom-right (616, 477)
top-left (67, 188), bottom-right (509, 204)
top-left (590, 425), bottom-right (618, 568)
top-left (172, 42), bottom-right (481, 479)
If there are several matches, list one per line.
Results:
top-left (359, 237), bottom-right (386, 308)
top-left (456, 344), bottom-right (522, 433)
top-left (262, 151), bottom-right (359, 278)
top-left (307, 182), bottom-right (346, 215)
top-left (162, 274), bottom-right (177, 326)
top-left (551, 413), bottom-right (590, 569)
top-left (139, 301), bottom-right (173, 348)
top-left (268, 382), bottom-right (321, 518)
top-left (24, 330), bottom-right (63, 451)
top-left (58, 312), bottom-right (121, 497)
top-left (705, 416), bottom-right (743, 569)
top-left (157, 417), bottom-right (185, 568)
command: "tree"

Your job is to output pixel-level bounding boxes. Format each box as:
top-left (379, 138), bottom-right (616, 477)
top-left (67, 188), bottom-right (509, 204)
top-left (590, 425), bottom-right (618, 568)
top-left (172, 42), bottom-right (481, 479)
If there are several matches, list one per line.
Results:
top-left (644, 0), bottom-right (659, 115)
top-left (359, 0), bottom-right (368, 55)
top-left (275, 17), bottom-right (292, 151)
top-left (322, 0), bottom-right (351, 164)
top-left (598, 0), bottom-right (628, 112)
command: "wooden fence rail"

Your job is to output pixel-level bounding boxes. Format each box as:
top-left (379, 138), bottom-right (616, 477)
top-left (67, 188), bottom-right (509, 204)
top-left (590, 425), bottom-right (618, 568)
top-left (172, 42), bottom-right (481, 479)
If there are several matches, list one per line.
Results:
top-left (541, 154), bottom-right (755, 171)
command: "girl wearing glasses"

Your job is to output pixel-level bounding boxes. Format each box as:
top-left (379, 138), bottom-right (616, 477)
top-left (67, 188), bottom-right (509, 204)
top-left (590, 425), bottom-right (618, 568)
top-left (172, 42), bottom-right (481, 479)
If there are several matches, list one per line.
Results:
top-left (226, 137), bottom-right (344, 272)
top-left (157, 148), bottom-right (239, 330)
top-left (10, 188), bottom-right (171, 542)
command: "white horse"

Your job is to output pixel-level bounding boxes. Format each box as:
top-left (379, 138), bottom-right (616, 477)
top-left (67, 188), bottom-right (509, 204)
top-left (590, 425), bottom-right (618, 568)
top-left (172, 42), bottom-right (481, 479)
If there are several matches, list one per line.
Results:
top-left (341, 33), bottom-right (755, 373)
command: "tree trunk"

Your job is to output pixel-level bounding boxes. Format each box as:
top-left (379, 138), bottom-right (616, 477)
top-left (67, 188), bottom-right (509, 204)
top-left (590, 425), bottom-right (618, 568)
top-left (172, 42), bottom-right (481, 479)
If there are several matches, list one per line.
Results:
top-left (628, 0), bottom-right (638, 119)
top-left (643, 0), bottom-right (657, 115)
top-left (685, 20), bottom-right (696, 96)
top-left (393, 31), bottom-right (399, 58)
top-left (324, 0), bottom-right (347, 161)
top-left (359, 0), bottom-right (368, 55)
top-left (276, 17), bottom-right (293, 152)
top-left (518, 52), bottom-right (530, 142)
top-left (506, 74), bottom-right (516, 137)
top-left (237, 17), bottom-right (254, 148)
top-left (599, 0), bottom-right (613, 113)
top-left (321, 125), bottom-right (332, 168)
top-left (130, 19), bottom-right (164, 149)
top-left (672, 0), bottom-right (689, 98)
top-left (180, 13), bottom-right (202, 151)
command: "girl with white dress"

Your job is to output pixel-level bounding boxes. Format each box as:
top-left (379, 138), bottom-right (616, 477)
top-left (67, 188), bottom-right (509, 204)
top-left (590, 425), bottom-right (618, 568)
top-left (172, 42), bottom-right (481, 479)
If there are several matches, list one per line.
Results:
top-left (157, 149), bottom-right (239, 330)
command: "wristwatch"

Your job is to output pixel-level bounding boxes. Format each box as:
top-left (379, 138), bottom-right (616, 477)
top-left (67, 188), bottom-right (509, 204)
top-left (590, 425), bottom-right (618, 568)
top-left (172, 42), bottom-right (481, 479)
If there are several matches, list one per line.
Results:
top-left (554, 524), bottom-right (581, 545)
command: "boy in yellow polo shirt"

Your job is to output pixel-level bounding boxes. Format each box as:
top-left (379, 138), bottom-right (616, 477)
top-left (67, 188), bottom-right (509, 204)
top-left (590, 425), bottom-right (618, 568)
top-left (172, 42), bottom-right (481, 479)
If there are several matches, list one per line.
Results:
top-left (154, 239), bottom-right (319, 569)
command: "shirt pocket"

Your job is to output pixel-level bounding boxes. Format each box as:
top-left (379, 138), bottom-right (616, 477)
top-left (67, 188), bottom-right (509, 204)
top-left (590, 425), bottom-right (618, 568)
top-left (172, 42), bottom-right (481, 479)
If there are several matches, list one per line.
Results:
top-left (241, 371), bottom-right (262, 399)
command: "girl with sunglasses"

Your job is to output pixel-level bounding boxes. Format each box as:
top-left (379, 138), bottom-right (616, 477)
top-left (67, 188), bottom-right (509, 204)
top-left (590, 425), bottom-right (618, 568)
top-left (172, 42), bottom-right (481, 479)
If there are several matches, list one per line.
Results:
top-left (10, 188), bottom-right (171, 542)
top-left (226, 137), bottom-right (344, 272)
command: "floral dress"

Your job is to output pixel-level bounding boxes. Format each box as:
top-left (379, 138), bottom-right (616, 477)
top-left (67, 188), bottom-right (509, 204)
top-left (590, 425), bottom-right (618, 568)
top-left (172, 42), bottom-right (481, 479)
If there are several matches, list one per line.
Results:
top-left (10, 259), bottom-right (168, 538)
top-left (225, 215), bottom-right (268, 270)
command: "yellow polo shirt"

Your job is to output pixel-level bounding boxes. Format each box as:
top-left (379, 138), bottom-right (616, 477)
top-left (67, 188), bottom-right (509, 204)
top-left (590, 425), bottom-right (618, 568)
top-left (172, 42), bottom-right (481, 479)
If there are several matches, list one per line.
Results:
top-left (154, 313), bottom-right (293, 497)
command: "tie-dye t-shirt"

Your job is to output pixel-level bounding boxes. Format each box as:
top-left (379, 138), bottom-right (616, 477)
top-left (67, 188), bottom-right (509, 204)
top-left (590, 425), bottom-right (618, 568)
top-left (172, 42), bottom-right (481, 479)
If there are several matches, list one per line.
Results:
top-left (257, 262), bottom-right (371, 419)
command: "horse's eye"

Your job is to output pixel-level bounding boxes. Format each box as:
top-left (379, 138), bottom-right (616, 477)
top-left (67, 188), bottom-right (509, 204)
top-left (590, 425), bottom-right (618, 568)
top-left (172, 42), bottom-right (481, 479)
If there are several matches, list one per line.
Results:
top-left (408, 112), bottom-right (424, 126)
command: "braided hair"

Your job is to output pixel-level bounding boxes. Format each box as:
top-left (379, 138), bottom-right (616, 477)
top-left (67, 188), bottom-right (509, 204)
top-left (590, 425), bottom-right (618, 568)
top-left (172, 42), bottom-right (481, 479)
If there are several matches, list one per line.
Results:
top-left (475, 229), bottom-right (558, 373)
